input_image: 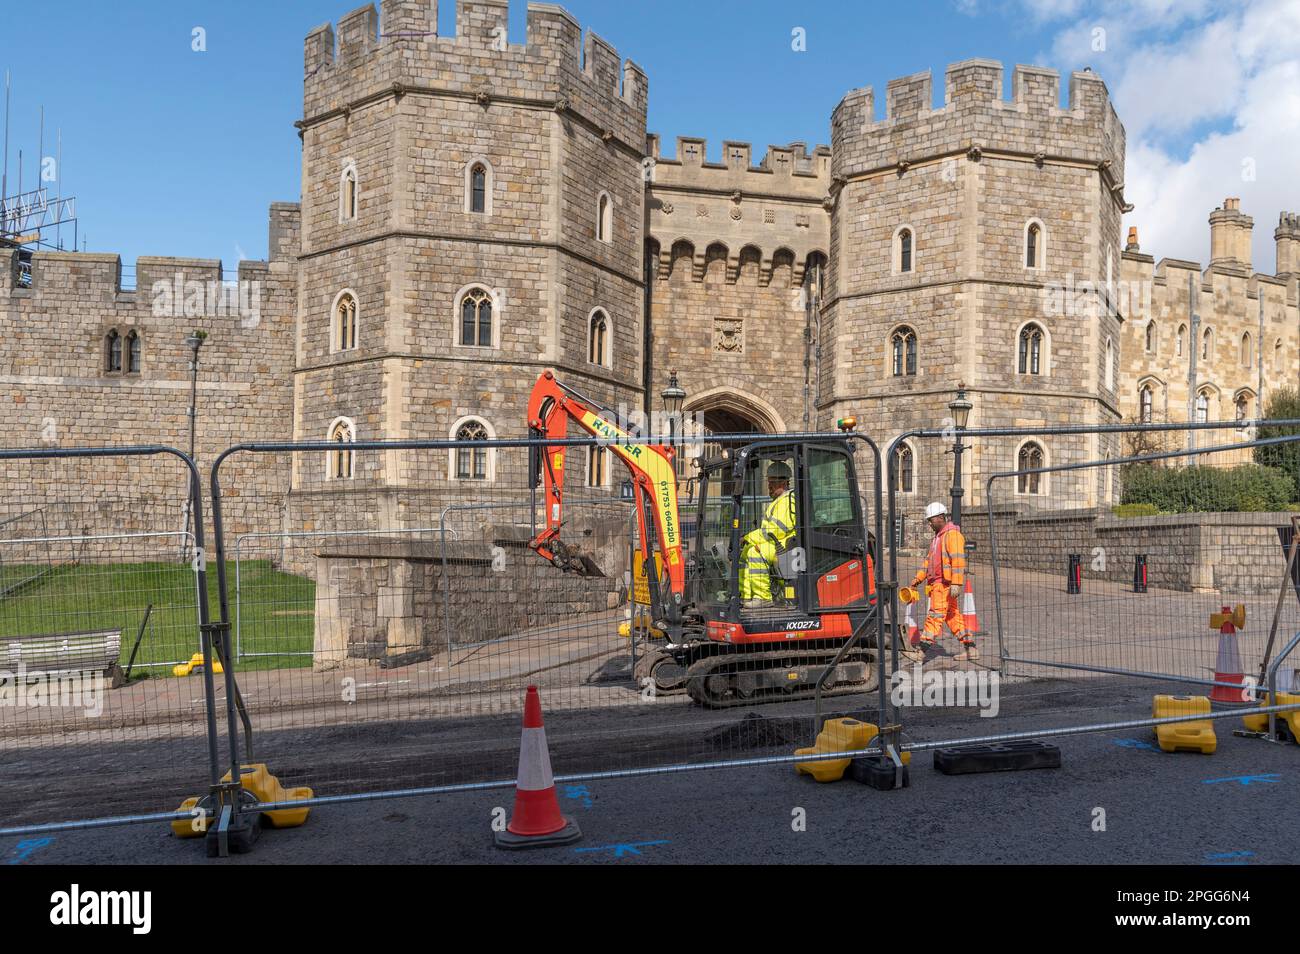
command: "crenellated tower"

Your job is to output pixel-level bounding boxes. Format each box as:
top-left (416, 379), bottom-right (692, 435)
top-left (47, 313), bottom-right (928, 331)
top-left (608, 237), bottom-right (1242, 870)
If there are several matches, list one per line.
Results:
top-left (294, 0), bottom-right (648, 507)
top-left (826, 60), bottom-right (1128, 509)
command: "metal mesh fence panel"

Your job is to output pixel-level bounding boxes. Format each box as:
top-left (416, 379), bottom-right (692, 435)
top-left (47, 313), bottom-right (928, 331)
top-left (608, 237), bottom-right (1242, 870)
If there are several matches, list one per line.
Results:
top-left (0, 449), bottom-right (216, 831)
top-left (988, 434), bottom-right (1300, 693)
top-left (208, 432), bottom-right (886, 804)
top-left (876, 423), bottom-right (1300, 755)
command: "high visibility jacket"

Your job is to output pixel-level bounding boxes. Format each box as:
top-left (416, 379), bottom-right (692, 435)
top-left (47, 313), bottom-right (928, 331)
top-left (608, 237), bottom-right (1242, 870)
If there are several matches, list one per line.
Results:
top-left (744, 490), bottom-right (797, 554)
top-left (914, 522), bottom-right (966, 587)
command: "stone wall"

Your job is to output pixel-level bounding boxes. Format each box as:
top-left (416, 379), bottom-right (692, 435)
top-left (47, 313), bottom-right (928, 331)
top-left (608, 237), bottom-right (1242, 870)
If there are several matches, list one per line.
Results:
top-left (962, 506), bottom-right (1298, 595)
top-left (310, 511), bottom-right (629, 669)
top-left (1120, 215), bottom-right (1300, 449)
top-left (645, 137), bottom-right (830, 432)
top-left (828, 60), bottom-right (1126, 516)
top-left (0, 205), bottom-right (299, 548)
top-left (295, 0), bottom-right (646, 520)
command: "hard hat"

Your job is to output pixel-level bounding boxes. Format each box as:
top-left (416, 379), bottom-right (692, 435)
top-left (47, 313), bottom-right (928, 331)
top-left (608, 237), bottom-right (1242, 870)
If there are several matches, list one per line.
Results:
top-left (924, 501), bottom-right (948, 519)
top-left (766, 462), bottom-right (792, 481)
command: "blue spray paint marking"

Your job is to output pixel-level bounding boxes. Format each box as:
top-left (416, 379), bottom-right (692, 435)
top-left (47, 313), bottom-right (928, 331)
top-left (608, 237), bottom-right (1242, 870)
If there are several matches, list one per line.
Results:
top-left (561, 784), bottom-right (594, 809)
top-left (1204, 850), bottom-right (1255, 866)
top-left (5, 838), bottom-right (53, 865)
top-left (1202, 773), bottom-right (1281, 786)
top-left (1113, 738), bottom-right (1160, 752)
top-left (573, 839), bottom-right (669, 858)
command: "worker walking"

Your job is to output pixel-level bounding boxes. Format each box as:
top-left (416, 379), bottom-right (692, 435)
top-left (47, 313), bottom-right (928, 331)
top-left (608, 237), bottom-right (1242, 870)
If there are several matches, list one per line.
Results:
top-left (906, 501), bottom-right (978, 662)
top-left (740, 461), bottom-right (797, 607)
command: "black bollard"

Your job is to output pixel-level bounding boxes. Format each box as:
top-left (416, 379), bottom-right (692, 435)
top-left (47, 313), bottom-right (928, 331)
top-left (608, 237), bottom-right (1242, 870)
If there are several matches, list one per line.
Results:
top-left (1133, 554), bottom-right (1148, 593)
top-left (1067, 553), bottom-right (1082, 594)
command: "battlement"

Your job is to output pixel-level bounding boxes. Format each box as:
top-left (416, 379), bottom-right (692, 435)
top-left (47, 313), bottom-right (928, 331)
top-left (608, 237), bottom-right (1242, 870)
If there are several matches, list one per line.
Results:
top-left (3, 205), bottom-right (291, 296)
top-left (303, 1), bottom-right (647, 144)
top-left (1120, 255), bottom-right (1300, 307)
top-left (831, 60), bottom-right (1124, 182)
top-left (646, 135), bottom-right (830, 198)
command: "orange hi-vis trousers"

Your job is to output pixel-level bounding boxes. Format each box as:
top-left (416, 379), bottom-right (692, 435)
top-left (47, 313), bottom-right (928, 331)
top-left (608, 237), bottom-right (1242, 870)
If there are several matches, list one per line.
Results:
top-left (922, 582), bottom-right (971, 644)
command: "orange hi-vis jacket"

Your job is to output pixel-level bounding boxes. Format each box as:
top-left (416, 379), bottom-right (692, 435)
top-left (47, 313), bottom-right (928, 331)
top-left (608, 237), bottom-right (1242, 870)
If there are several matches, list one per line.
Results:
top-left (914, 522), bottom-right (966, 588)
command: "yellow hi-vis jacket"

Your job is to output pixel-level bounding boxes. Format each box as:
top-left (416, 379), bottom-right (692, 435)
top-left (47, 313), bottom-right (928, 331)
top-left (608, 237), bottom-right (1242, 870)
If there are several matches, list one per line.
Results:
top-left (744, 490), bottom-right (797, 556)
top-left (913, 522), bottom-right (966, 588)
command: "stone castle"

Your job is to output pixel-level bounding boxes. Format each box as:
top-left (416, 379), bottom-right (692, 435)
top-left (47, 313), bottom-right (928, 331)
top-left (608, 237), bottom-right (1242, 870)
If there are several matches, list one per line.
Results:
top-left (3, 0), bottom-right (1298, 539)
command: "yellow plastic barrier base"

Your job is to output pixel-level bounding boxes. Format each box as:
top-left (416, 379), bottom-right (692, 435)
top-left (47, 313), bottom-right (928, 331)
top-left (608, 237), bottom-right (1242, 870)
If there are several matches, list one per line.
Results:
top-left (171, 763), bottom-right (313, 838)
top-left (1152, 695), bottom-right (1217, 754)
top-left (1241, 691), bottom-right (1300, 742)
top-left (172, 652), bottom-right (223, 677)
top-left (617, 615), bottom-right (665, 640)
top-left (794, 719), bottom-right (910, 782)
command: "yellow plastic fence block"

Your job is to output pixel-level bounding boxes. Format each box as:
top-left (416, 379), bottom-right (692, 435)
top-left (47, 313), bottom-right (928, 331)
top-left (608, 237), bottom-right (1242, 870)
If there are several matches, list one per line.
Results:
top-left (795, 718), bottom-right (878, 783)
top-left (221, 763), bottom-right (314, 829)
top-left (171, 764), bottom-right (313, 837)
top-left (617, 611), bottom-right (665, 640)
top-left (171, 797), bottom-right (204, 838)
top-left (1153, 695), bottom-right (1216, 754)
top-left (1241, 691), bottom-right (1300, 741)
top-left (1152, 694), bottom-right (1211, 718)
top-left (172, 652), bottom-right (223, 677)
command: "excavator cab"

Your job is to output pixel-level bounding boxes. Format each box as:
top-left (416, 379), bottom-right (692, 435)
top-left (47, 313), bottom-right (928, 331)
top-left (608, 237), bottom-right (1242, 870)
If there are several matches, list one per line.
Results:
top-left (690, 439), bottom-right (876, 643)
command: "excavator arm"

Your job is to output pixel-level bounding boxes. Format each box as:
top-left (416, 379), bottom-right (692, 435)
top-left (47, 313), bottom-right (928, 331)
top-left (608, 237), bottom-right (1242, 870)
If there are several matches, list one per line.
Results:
top-left (527, 370), bottom-right (686, 621)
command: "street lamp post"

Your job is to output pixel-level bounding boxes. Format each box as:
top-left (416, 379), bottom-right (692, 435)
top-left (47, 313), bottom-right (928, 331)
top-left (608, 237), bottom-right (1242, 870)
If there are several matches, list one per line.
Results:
top-left (181, 330), bottom-right (206, 560)
top-left (947, 383), bottom-right (973, 526)
top-left (660, 369), bottom-right (686, 458)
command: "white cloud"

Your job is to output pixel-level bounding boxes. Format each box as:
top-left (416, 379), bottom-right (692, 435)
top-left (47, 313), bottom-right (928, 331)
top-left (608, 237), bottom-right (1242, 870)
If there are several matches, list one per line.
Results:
top-left (1032, 0), bottom-right (1300, 270)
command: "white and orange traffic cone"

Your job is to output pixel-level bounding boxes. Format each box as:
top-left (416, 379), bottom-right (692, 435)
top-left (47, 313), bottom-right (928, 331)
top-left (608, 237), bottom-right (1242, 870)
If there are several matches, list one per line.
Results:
top-left (904, 602), bottom-right (920, 646)
top-left (1209, 605), bottom-right (1248, 705)
top-left (962, 577), bottom-right (981, 635)
top-left (495, 685), bottom-right (582, 849)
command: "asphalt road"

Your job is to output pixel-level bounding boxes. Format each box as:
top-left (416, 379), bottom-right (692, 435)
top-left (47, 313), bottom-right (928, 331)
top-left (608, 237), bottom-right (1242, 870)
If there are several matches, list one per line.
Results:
top-left (3, 677), bottom-right (1296, 865)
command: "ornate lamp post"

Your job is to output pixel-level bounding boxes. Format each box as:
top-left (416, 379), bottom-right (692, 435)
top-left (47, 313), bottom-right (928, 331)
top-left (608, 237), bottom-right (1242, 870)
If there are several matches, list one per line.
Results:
top-left (661, 369), bottom-right (686, 445)
top-left (947, 383), bottom-right (973, 525)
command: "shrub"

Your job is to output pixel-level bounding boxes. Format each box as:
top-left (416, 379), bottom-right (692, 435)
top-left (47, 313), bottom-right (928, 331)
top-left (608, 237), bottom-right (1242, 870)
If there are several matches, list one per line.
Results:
top-left (1120, 463), bottom-right (1293, 513)
top-left (1255, 387), bottom-right (1300, 501)
top-left (1111, 503), bottom-right (1159, 518)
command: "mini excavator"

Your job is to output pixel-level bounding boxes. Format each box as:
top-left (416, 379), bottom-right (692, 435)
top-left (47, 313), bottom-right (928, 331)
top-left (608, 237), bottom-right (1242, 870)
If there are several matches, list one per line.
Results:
top-left (527, 370), bottom-right (880, 707)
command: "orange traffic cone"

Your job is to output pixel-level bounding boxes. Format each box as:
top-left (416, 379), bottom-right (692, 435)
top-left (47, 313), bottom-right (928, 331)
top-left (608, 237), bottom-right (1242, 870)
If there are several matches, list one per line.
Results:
top-left (495, 686), bottom-right (582, 849)
top-left (904, 602), bottom-right (920, 646)
top-left (962, 577), bottom-right (980, 635)
top-left (1209, 605), bottom-right (1248, 705)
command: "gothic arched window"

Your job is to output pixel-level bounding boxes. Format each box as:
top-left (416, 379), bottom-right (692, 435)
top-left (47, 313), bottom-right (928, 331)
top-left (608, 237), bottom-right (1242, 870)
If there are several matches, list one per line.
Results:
top-left (1016, 441), bottom-right (1045, 495)
top-left (1018, 323), bottom-right (1044, 375)
top-left (459, 286), bottom-right (494, 348)
top-left (891, 326), bottom-right (917, 377)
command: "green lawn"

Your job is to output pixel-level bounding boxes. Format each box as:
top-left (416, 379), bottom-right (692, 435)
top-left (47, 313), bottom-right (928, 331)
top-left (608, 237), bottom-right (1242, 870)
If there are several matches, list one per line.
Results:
top-left (0, 560), bottom-right (315, 675)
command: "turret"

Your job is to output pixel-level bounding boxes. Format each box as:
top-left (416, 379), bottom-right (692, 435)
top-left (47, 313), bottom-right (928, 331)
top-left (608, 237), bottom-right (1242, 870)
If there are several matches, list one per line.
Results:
top-left (1275, 211), bottom-right (1300, 279)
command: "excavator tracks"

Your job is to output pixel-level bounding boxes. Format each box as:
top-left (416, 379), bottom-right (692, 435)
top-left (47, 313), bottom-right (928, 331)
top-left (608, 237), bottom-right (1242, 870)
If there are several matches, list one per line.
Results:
top-left (683, 647), bottom-right (878, 708)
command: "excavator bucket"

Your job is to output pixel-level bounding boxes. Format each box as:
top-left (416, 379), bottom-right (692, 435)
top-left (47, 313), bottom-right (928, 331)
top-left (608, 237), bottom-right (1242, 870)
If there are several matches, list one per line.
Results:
top-left (552, 540), bottom-right (605, 578)
top-left (575, 554), bottom-right (605, 578)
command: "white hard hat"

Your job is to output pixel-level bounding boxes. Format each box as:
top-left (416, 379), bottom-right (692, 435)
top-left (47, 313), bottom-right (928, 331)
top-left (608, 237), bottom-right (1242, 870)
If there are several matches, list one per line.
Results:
top-left (924, 501), bottom-right (948, 520)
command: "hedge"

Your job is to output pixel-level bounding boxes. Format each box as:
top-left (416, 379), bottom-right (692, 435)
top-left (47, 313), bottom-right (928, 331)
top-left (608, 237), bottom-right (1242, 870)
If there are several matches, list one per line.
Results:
top-left (1120, 463), bottom-right (1294, 513)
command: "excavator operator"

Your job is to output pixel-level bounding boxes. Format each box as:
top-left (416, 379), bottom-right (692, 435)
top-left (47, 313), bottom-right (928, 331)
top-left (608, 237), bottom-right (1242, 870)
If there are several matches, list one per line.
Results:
top-left (739, 461), bottom-right (797, 608)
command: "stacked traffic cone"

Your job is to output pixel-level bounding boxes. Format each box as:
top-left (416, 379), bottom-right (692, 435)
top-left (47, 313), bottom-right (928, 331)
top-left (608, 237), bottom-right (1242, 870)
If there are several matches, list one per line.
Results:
top-left (495, 686), bottom-right (582, 849)
top-left (1209, 605), bottom-right (1248, 705)
top-left (962, 577), bottom-right (981, 635)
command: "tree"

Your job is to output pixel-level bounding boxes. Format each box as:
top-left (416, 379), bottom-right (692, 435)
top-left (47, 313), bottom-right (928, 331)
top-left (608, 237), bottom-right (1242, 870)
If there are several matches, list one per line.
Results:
top-left (1255, 387), bottom-right (1300, 501)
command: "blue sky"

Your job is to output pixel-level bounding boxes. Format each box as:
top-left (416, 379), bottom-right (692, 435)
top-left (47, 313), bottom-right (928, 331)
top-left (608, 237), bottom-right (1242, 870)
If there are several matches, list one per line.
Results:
top-left (1, 0), bottom-right (1293, 269)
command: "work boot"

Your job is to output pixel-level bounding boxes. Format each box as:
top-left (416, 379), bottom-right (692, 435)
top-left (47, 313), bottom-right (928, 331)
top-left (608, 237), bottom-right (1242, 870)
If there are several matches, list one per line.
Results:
top-left (960, 640), bottom-right (980, 662)
top-left (903, 640), bottom-right (944, 665)
top-left (742, 598), bottom-right (770, 609)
